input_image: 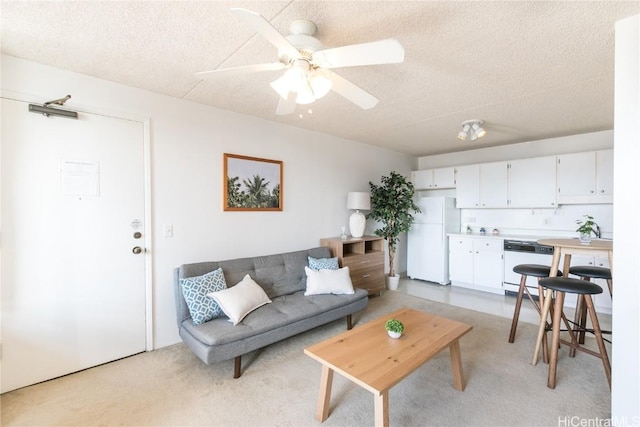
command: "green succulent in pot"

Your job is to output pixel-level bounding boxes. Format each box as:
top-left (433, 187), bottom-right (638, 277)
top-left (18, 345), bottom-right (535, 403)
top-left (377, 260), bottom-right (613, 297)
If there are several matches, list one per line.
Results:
top-left (385, 318), bottom-right (404, 333)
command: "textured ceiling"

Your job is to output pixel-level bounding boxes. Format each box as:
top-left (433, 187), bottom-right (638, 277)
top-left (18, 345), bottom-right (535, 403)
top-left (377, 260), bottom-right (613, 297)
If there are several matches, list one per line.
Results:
top-left (1, 1), bottom-right (638, 156)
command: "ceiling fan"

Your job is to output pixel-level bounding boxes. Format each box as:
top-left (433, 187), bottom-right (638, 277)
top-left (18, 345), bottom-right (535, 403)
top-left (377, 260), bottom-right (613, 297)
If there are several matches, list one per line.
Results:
top-left (195, 8), bottom-right (405, 115)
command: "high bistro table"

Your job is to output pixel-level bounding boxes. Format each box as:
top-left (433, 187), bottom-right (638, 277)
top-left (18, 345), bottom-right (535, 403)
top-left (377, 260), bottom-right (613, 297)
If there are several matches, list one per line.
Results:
top-left (531, 238), bottom-right (613, 365)
top-left (304, 307), bottom-right (472, 427)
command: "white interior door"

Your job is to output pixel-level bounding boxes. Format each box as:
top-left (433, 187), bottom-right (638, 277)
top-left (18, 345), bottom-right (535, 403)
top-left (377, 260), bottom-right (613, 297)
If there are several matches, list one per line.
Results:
top-left (1, 98), bottom-right (147, 393)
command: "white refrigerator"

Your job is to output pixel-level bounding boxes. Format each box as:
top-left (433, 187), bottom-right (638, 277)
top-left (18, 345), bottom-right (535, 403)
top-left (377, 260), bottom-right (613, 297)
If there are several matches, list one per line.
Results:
top-left (407, 197), bottom-right (461, 285)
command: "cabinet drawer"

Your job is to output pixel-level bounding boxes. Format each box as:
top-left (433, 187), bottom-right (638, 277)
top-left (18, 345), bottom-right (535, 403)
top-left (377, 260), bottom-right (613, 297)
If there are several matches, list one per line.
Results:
top-left (474, 239), bottom-right (502, 252)
top-left (351, 270), bottom-right (385, 292)
top-left (342, 252), bottom-right (384, 273)
top-left (450, 238), bottom-right (473, 251)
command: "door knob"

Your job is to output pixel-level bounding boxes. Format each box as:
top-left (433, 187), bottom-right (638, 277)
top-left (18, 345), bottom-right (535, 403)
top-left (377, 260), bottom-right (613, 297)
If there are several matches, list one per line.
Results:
top-left (132, 246), bottom-right (143, 254)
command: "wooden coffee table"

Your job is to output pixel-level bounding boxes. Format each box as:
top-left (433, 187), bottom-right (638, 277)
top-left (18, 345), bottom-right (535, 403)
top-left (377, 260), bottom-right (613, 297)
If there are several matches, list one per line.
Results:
top-left (304, 307), bottom-right (473, 427)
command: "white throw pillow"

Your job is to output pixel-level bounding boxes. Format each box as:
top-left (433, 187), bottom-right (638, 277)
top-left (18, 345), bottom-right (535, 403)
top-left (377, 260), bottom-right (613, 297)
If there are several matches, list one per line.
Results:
top-left (208, 274), bottom-right (271, 325)
top-left (304, 266), bottom-right (355, 296)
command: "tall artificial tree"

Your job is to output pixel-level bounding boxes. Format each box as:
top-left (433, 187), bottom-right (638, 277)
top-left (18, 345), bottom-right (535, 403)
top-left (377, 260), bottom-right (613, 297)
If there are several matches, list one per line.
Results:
top-left (368, 171), bottom-right (421, 277)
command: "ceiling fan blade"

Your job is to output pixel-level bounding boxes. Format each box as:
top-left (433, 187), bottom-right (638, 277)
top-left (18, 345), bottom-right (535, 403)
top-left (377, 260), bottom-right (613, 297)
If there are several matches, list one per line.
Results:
top-left (325, 70), bottom-right (378, 110)
top-left (195, 63), bottom-right (286, 79)
top-left (275, 92), bottom-right (296, 115)
top-left (312, 39), bottom-right (405, 69)
top-left (231, 8), bottom-right (301, 61)
top-left (326, 71), bottom-right (379, 110)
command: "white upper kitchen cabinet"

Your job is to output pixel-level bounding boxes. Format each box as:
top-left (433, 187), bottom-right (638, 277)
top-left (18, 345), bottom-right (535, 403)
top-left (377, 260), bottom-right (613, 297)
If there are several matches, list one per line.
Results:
top-left (507, 156), bottom-right (557, 208)
top-left (557, 149), bottom-right (613, 204)
top-left (454, 165), bottom-right (480, 208)
top-left (412, 167), bottom-right (456, 190)
top-left (455, 162), bottom-right (508, 208)
top-left (596, 149), bottom-right (613, 199)
top-left (480, 161), bottom-right (509, 208)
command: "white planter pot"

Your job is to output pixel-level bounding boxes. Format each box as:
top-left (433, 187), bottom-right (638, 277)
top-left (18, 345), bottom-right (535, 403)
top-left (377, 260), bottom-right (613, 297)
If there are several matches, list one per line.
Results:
top-left (579, 233), bottom-right (592, 245)
top-left (387, 330), bottom-right (402, 339)
top-left (386, 274), bottom-right (400, 291)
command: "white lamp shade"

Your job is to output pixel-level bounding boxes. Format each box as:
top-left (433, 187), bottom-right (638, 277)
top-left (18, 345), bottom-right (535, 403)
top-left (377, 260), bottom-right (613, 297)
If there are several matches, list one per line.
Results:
top-left (309, 69), bottom-right (332, 99)
top-left (295, 83), bottom-right (316, 105)
top-left (347, 192), bottom-right (371, 210)
top-left (270, 75), bottom-right (290, 99)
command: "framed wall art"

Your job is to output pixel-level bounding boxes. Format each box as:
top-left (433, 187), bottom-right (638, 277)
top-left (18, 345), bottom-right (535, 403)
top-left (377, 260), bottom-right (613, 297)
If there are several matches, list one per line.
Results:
top-left (223, 153), bottom-right (283, 211)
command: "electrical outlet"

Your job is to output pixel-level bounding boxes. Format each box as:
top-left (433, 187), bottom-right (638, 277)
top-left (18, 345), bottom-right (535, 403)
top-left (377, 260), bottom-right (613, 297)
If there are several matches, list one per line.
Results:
top-left (544, 217), bottom-right (552, 225)
top-left (164, 225), bottom-right (173, 238)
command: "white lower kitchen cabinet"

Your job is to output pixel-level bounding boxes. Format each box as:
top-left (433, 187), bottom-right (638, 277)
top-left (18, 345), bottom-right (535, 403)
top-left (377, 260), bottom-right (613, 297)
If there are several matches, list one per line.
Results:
top-left (449, 236), bottom-right (504, 294)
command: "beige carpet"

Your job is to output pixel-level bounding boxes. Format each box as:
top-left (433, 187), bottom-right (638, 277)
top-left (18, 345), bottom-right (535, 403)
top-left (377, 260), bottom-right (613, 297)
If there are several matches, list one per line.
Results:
top-left (1, 291), bottom-right (611, 426)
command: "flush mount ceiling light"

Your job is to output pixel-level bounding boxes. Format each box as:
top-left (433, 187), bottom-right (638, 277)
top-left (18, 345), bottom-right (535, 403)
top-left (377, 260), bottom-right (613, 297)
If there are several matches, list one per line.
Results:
top-left (457, 120), bottom-right (487, 141)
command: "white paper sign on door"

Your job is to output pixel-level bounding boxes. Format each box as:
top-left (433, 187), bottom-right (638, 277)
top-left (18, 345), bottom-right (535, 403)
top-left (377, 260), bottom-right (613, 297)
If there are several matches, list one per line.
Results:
top-left (60, 160), bottom-right (100, 196)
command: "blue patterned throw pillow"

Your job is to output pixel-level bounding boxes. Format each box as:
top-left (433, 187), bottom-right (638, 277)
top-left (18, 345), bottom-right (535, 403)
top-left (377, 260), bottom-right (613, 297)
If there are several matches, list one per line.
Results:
top-left (180, 268), bottom-right (227, 325)
top-left (308, 256), bottom-right (339, 271)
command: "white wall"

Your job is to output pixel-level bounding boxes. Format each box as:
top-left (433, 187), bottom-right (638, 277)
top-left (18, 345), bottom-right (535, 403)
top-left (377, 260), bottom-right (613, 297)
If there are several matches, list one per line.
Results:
top-left (0, 55), bottom-right (414, 349)
top-left (612, 14), bottom-right (640, 424)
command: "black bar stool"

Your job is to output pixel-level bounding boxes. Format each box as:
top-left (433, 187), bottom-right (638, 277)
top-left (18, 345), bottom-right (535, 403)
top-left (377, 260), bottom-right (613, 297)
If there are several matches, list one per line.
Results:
top-left (569, 265), bottom-right (612, 295)
top-left (569, 266), bottom-right (612, 348)
top-left (508, 264), bottom-right (561, 343)
top-left (538, 276), bottom-right (611, 389)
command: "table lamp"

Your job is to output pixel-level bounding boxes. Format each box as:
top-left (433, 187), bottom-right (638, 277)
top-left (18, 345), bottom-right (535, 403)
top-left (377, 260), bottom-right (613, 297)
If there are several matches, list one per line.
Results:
top-left (347, 192), bottom-right (370, 238)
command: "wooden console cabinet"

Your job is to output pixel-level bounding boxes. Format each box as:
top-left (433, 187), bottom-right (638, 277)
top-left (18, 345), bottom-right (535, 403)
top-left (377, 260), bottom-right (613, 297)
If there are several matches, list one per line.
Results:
top-left (320, 236), bottom-right (385, 296)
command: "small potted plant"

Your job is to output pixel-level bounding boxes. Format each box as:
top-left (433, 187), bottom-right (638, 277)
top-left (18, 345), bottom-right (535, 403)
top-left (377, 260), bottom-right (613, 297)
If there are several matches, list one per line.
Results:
top-left (575, 214), bottom-right (599, 244)
top-left (385, 318), bottom-right (404, 339)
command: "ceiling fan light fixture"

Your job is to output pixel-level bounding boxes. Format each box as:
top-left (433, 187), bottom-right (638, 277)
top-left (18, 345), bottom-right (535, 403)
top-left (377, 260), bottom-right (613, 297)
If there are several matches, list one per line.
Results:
top-left (295, 83), bottom-right (316, 105)
top-left (458, 120), bottom-right (486, 141)
top-left (308, 69), bottom-right (332, 99)
top-left (270, 75), bottom-right (291, 99)
top-left (285, 65), bottom-right (308, 91)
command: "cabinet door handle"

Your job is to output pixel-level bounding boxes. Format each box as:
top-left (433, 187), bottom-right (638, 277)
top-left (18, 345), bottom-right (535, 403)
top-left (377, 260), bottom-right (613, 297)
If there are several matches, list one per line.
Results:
top-left (360, 260), bottom-right (371, 264)
top-left (590, 190), bottom-right (595, 193)
top-left (362, 274), bottom-right (371, 278)
top-left (600, 189), bottom-right (605, 193)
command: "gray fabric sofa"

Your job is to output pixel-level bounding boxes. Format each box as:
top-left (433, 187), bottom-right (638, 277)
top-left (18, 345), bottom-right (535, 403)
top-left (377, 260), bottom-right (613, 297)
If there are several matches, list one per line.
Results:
top-left (174, 246), bottom-right (369, 378)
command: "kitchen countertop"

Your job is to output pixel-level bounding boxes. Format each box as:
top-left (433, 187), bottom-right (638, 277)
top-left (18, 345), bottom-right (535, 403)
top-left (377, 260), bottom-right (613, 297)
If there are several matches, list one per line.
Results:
top-left (447, 232), bottom-right (569, 241)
